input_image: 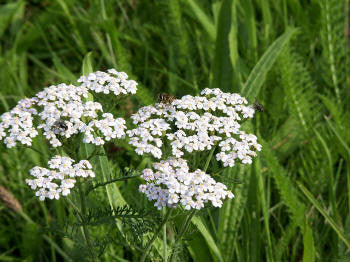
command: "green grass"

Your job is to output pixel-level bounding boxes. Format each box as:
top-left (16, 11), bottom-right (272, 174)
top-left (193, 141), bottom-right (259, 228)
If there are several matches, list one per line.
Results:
top-left (0, 0), bottom-right (349, 261)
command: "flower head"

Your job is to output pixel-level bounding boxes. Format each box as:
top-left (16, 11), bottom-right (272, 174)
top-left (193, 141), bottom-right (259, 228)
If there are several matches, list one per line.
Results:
top-left (35, 83), bottom-right (128, 147)
top-left (0, 98), bottom-right (38, 148)
top-left (77, 69), bottom-right (137, 96)
top-left (139, 158), bottom-right (234, 210)
top-left (127, 88), bottom-right (261, 167)
top-left (26, 155), bottom-right (95, 201)
top-left (0, 69), bottom-right (135, 148)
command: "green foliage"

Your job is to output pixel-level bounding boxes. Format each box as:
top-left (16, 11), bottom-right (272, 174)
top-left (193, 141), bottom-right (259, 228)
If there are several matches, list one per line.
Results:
top-left (319, 0), bottom-right (349, 104)
top-left (0, 0), bottom-right (349, 261)
top-left (241, 27), bottom-right (297, 102)
top-left (279, 45), bottom-right (321, 135)
top-left (211, 0), bottom-right (239, 93)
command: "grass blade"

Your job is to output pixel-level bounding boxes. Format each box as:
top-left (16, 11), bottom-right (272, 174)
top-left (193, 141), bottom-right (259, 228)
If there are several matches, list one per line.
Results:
top-left (325, 118), bottom-right (350, 159)
top-left (82, 52), bottom-right (94, 77)
top-left (217, 165), bottom-right (251, 261)
top-left (302, 222), bottom-right (315, 262)
top-left (0, 2), bottom-right (22, 38)
top-left (191, 216), bottom-right (224, 262)
top-left (186, 0), bottom-right (216, 41)
top-left (255, 159), bottom-right (273, 261)
top-left (298, 182), bottom-right (350, 250)
top-left (211, 0), bottom-right (238, 92)
top-left (241, 28), bottom-right (297, 101)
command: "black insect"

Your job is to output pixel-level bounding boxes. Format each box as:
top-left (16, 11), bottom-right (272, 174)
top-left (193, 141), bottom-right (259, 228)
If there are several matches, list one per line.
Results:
top-left (53, 120), bottom-right (68, 133)
top-left (253, 101), bottom-right (264, 112)
top-left (158, 93), bottom-right (175, 105)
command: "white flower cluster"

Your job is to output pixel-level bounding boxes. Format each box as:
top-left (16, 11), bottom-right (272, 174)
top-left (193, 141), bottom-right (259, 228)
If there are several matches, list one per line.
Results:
top-left (0, 69), bottom-right (134, 148)
top-left (77, 69), bottom-right (137, 96)
top-left (26, 155), bottom-right (95, 201)
top-left (139, 158), bottom-right (234, 210)
top-left (36, 83), bottom-right (126, 147)
top-left (0, 98), bottom-right (38, 148)
top-left (216, 132), bottom-right (261, 166)
top-left (128, 88), bottom-right (261, 167)
top-left (83, 113), bottom-right (126, 145)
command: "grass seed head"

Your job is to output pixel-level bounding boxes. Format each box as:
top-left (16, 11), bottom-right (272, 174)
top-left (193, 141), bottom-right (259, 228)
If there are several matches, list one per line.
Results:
top-left (0, 185), bottom-right (22, 213)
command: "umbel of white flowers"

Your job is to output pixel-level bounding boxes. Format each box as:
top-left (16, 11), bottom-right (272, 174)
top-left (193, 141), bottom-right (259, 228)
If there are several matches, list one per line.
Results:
top-left (26, 155), bottom-right (95, 201)
top-left (0, 69), bottom-right (137, 148)
top-left (0, 70), bottom-right (261, 210)
top-left (127, 88), bottom-right (262, 167)
top-left (139, 158), bottom-right (234, 210)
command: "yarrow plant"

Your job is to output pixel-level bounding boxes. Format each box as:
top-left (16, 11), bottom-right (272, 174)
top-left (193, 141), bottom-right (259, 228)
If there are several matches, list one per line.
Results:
top-left (0, 66), bottom-right (261, 261)
top-left (0, 68), bottom-right (141, 261)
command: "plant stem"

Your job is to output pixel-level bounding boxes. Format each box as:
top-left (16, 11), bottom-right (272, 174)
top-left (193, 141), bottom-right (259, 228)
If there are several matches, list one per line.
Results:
top-left (86, 174), bottom-right (141, 195)
top-left (77, 181), bottom-right (97, 262)
top-left (140, 209), bottom-right (173, 262)
top-left (203, 146), bottom-right (216, 172)
top-left (169, 210), bottom-right (196, 262)
top-left (65, 197), bottom-right (82, 217)
top-left (163, 209), bottom-right (168, 261)
top-left (87, 146), bottom-right (99, 161)
top-left (177, 210), bottom-right (196, 241)
top-left (169, 146), bottom-right (216, 261)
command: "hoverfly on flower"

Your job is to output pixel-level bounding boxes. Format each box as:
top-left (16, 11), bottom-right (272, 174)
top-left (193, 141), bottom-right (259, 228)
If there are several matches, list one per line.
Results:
top-left (157, 93), bottom-right (176, 105)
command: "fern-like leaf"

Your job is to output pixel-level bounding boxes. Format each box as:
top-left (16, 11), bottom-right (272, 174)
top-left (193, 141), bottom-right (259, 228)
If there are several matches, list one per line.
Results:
top-left (279, 45), bottom-right (321, 137)
top-left (319, 0), bottom-right (349, 103)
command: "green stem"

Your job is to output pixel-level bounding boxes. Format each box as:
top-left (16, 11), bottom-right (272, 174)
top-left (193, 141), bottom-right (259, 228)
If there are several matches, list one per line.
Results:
top-left (140, 209), bottom-right (173, 262)
top-left (212, 167), bottom-right (225, 176)
top-left (19, 146), bottom-right (44, 156)
top-left (170, 148), bottom-right (216, 261)
top-left (65, 198), bottom-right (82, 217)
top-left (86, 174), bottom-right (141, 195)
top-left (177, 210), bottom-right (196, 240)
top-left (163, 209), bottom-right (168, 261)
top-left (39, 202), bottom-right (56, 262)
top-left (87, 146), bottom-right (99, 161)
top-left (169, 210), bottom-right (196, 262)
top-left (77, 182), bottom-right (97, 262)
top-left (203, 146), bottom-right (216, 172)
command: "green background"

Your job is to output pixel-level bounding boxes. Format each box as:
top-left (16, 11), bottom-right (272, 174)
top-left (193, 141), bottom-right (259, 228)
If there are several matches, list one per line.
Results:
top-left (0, 0), bottom-right (349, 261)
